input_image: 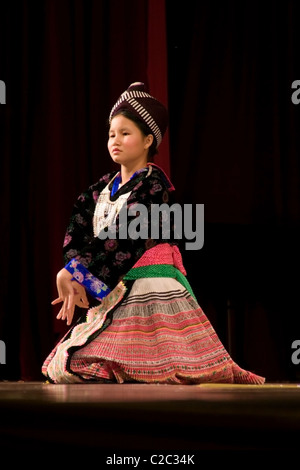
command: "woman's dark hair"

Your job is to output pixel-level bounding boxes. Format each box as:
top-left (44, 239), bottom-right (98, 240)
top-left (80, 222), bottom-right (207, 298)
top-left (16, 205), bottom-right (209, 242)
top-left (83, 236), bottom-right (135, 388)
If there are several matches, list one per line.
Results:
top-left (109, 109), bottom-right (158, 160)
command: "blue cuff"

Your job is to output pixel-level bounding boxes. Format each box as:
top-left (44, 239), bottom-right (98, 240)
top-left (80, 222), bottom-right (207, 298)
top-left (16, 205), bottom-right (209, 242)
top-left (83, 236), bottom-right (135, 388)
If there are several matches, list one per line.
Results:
top-left (64, 259), bottom-right (111, 301)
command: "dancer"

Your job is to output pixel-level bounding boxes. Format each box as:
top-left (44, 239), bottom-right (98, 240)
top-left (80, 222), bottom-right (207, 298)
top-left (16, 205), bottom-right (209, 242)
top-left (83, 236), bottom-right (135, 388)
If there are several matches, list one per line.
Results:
top-left (42, 82), bottom-right (265, 385)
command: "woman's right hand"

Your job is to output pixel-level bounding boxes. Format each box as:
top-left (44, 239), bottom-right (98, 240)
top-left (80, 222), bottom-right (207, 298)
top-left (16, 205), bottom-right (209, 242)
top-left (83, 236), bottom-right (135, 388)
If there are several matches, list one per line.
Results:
top-left (52, 268), bottom-right (89, 326)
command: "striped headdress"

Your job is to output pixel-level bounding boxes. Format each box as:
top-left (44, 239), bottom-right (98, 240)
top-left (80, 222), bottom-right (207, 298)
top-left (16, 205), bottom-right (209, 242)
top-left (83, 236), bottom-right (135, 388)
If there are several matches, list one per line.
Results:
top-left (109, 82), bottom-right (168, 148)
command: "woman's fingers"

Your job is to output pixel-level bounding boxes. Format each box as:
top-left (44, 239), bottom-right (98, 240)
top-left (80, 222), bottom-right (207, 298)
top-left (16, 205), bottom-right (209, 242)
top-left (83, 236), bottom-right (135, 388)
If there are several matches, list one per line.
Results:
top-left (53, 293), bottom-right (75, 324)
top-left (52, 276), bottom-right (90, 325)
top-left (67, 291), bottom-right (74, 311)
top-left (75, 295), bottom-right (89, 309)
top-left (60, 293), bottom-right (74, 322)
top-left (81, 298), bottom-right (90, 308)
top-left (72, 282), bottom-right (90, 309)
top-left (66, 305), bottom-right (75, 325)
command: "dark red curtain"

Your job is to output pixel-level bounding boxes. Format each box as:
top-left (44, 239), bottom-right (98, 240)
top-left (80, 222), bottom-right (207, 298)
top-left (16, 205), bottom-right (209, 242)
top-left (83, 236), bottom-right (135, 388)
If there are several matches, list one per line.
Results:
top-left (1, 0), bottom-right (300, 382)
top-left (0, 0), bottom-right (169, 380)
top-left (167, 0), bottom-right (300, 382)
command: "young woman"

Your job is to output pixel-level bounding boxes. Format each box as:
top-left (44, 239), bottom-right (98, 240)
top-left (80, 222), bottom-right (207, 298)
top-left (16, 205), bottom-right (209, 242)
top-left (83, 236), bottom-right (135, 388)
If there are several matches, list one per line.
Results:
top-left (42, 82), bottom-right (265, 385)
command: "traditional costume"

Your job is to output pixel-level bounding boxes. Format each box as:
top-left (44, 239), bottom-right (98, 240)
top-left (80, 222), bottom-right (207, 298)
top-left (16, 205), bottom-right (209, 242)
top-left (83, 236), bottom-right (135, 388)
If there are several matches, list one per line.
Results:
top-left (42, 83), bottom-right (265, 385)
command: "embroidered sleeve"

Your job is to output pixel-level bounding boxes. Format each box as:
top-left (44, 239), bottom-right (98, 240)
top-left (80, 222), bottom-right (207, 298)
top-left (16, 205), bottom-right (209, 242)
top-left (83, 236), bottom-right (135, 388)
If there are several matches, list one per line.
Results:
top-left (64, 258), bottom-right (111, 301)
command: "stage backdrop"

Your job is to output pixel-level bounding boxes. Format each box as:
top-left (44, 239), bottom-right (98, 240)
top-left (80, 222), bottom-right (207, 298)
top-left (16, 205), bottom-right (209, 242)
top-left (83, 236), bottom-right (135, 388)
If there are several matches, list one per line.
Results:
top-left (0, 0), bottom-right (299, 382)
top-left (166, 0), bottom-right (300, 382)
top-left (0, 0), bottom-right (169, 380)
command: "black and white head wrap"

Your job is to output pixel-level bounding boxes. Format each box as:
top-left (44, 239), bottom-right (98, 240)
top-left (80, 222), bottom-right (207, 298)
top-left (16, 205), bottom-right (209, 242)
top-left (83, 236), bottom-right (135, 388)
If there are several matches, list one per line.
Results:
top-left (109, 82), bottom-right (168, 148)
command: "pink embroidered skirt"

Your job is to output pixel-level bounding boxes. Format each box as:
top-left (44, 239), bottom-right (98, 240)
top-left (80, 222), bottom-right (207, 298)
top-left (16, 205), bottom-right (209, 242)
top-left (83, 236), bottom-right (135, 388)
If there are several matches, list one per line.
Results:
top-left (42, 277), bottom-right (265, 385)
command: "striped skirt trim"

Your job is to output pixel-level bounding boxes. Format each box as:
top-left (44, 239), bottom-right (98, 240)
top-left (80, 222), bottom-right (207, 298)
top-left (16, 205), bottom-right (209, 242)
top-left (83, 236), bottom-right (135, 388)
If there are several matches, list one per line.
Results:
top-left (42, 277), bottom-right (265, 385)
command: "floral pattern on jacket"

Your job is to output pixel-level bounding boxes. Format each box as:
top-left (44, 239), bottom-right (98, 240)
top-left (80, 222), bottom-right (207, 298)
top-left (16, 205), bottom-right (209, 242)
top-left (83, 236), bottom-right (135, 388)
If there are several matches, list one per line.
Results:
top-left (62, 164), bottom-right (177, 291)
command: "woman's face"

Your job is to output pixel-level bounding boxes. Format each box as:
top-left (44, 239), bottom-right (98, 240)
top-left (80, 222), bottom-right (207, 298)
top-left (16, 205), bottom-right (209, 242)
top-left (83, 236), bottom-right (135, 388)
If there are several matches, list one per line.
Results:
top-left (108, 114), bottom-right (153, 167)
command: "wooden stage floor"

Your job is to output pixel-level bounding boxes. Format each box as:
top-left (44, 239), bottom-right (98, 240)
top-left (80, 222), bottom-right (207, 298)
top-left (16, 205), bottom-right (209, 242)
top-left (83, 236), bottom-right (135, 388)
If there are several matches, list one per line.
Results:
top-left (0, 381), bottom-right (299, 462)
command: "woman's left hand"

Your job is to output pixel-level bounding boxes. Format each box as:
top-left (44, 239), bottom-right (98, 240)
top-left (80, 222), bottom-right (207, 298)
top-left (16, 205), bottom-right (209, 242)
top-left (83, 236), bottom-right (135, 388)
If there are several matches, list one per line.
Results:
top-left (52, 268), bottom-right (90, 325)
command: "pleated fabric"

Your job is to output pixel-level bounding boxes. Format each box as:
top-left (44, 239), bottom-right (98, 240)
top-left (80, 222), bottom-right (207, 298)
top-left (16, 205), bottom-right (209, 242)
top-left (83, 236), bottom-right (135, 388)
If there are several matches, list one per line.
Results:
top-left (43, 277), bottom-right (265, 385)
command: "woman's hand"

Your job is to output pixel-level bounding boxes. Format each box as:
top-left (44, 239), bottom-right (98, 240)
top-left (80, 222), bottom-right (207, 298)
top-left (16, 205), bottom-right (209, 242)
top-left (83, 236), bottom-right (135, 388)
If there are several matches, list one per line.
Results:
top-left (51, 268), bottom-right (90, 326)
